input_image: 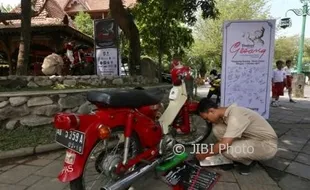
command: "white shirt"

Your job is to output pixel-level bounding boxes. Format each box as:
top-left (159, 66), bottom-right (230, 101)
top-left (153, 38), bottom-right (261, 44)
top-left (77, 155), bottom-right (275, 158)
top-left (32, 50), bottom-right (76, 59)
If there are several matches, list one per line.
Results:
top-left (283, 66), bottom-right (292, 76)
top-left (272, 69), bottom-right (286, 83)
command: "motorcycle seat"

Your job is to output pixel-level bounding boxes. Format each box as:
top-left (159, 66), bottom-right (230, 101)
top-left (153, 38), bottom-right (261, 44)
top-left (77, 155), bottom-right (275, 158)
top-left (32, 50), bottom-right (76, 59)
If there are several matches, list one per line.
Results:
top-left (87, 88), bottom-right (164, 108)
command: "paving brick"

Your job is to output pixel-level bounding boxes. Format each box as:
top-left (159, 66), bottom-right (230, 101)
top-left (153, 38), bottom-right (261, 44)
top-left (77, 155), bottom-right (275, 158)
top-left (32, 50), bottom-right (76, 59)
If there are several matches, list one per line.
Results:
top-left (273, 128), bottom-right (290, 137)
top-left (25, 159), bottom-right (54, 166)
top-left (37, 151), bottom-right (65, 160)
top-left (279, 135), bottom-right (309, 145)
top-left (57, 153), bottom-right (66, 161)
top-left (0, 164), bottom-right (16, 172)
top-left (278, 174), bottom-right (310, 190)
top-left (26, 177), bottom-right (68, 190)
top-left (239, 184), bottom-right (281, 190)
top-left (0, 165), bottom-right (41, 184)
top-left (301, 143), bottom-right (310, 155)
top-left (217, 170), bottom-right (236, 182)
top-left (18, 175), bottom-right (43, 186)
top-left (34, 160), bottom-right (63, 177)
top-left (285, 161), bottom-right (310, 180)
top-left (278, 141), bottom-right (304, 152)
top-left (209, 168), bottom-right (236, 182)
top-left (0, 184), bottom-right (27, 190)
top-left (285, 128), bottom-right (310, 139)
top-left (261, 157), bottom-right (291, 171)
top-left (295, 153), bottom-right (310, 166)
top-left (233, 165), bottom-right (277, 186)
top-left (276, 148), bottom-right (298, 160)
top-left (132, 172), bottom-right (170, 190)
top-left (213, 182), bottom-right (240, 190)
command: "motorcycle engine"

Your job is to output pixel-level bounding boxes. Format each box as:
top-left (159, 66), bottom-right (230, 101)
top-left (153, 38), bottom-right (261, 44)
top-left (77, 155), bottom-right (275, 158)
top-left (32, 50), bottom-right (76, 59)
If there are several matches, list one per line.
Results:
top-left (159, 134), bottom-right (176, 156)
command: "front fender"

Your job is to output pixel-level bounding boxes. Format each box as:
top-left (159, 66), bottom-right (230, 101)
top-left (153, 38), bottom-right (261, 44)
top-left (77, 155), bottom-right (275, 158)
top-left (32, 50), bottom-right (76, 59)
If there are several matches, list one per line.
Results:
top-left (188, 101), bottom-right (199, 113)
top-left (58, 121), bottom-right (101, 183)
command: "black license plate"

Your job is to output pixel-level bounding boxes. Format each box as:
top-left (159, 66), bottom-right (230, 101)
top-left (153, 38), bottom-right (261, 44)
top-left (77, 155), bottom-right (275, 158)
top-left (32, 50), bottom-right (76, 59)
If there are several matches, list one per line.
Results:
top-left (55, 129), bottom-right (85, 154)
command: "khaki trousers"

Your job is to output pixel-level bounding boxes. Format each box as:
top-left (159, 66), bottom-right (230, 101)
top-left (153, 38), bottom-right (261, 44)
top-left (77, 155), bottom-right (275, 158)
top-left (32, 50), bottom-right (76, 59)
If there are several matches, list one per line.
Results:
top-left (212, 124), bottom-right (278, 165)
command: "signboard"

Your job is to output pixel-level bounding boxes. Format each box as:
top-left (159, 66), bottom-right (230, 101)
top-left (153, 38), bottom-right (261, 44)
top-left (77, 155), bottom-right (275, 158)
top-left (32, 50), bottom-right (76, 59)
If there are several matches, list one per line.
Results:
top-left (94, 19), bottom-right (120, 76)
top-left (221, 20), bottom-right (276, 119)
top-left (96, 48), bottom-right (119, 76)
top-left (280, 17), bottom-right (292, 29)
top-left (94, 19), bottom-right (118, 48)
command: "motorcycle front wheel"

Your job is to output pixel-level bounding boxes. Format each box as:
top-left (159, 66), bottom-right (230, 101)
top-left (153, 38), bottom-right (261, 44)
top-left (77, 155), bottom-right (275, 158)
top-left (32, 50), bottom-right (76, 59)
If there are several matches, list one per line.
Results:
top-left (173, 114), bottom-right (212, 145)
top-left (69, 127), bottom-right (141, 190)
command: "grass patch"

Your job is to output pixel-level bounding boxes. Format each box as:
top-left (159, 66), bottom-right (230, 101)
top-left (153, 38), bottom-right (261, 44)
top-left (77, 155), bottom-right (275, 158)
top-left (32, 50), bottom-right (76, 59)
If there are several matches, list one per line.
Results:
top-left (0, 125), bottom-right (56, 151)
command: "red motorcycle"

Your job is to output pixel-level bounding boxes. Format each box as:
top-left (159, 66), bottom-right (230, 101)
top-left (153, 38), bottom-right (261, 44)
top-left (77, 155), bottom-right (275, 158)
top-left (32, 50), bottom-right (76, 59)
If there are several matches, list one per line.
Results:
top-left (54, 71), bottom-right (211, 190)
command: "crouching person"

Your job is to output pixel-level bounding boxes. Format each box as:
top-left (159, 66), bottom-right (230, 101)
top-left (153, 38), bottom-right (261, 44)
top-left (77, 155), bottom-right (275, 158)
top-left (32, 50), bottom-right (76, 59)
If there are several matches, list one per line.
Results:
top-left (195, 98), bottom-right (278, 175)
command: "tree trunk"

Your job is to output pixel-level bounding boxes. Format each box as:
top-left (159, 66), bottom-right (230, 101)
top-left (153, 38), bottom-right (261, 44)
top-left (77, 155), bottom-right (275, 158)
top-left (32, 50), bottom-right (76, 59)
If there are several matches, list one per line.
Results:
top-left (16, 0), bottom-right (32, 75)
top-left (109, 0), bottom-right (141, 75)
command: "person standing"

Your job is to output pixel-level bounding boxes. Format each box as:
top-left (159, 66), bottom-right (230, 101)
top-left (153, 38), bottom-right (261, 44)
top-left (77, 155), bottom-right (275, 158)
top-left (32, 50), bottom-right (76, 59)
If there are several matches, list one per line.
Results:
top-left (283, 60), bottom-right (296, 103)
top-left (271, 60), bottom-right (286, 107)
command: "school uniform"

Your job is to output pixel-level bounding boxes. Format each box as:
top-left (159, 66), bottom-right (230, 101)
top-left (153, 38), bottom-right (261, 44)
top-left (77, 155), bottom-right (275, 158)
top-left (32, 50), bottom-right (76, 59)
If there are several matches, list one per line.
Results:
top-left (272, 69), bottom-right (286, 97)
top-left (283, 66), bottom-right (293, 88)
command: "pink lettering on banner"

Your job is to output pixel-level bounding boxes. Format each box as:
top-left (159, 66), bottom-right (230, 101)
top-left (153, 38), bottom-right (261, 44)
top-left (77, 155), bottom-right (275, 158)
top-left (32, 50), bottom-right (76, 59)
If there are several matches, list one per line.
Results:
top-left (229, 42), bottom-right (266, 59)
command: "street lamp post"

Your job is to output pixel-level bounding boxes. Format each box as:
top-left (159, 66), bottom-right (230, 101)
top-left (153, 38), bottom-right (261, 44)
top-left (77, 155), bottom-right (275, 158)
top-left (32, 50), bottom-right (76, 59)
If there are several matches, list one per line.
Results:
top-left (280, 0), bottom-right (310, 98)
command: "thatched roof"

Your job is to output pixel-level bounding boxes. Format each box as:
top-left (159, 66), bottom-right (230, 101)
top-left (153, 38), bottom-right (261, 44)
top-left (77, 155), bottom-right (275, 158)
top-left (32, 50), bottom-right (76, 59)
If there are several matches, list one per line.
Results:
top-left (0, 0), bottom-right (75, 28)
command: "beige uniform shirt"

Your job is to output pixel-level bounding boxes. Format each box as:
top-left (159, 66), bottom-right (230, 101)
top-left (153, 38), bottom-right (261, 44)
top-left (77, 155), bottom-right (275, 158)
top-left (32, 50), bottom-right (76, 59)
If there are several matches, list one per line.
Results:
top-left (221, 104), bottom-right (278, 143)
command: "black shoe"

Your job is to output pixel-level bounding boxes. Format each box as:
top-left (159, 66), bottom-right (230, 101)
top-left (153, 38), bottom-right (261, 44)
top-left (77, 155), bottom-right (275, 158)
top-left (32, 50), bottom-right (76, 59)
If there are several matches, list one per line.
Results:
top-left (289, 99), bottom-right (296, 103)
top-left (219, 164), bottom-right (234, 171)
top-left (237, 161), bottom-right (257, 175)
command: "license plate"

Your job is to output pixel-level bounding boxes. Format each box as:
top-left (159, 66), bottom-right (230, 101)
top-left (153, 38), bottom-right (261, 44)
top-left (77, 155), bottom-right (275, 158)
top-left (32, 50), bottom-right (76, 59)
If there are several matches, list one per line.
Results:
top-left (55, 129), bottom-right (85, 154)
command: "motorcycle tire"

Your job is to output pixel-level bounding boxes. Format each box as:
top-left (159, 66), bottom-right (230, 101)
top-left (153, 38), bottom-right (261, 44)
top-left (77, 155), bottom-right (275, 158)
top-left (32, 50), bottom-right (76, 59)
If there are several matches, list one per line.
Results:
top-left (69, 127), bottom-right (141, 190)
top-left (173, 114), bottom-right (212, 146)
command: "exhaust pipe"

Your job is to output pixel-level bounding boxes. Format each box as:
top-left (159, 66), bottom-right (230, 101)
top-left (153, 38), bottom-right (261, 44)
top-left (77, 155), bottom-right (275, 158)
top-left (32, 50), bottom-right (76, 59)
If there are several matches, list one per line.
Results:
top-left (101, 159), bottom-right (161, 190)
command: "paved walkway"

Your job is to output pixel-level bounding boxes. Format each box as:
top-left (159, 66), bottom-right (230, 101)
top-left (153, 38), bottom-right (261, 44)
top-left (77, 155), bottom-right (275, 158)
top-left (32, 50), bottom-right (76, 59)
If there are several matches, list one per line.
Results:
top-left (0, 86), bottom-right (309, 190)
top-left (260, 87), bottom-right (310, 190)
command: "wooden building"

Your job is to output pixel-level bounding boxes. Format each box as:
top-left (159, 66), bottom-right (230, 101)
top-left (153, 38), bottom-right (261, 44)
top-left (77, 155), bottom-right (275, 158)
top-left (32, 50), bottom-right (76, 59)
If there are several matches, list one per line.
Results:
top-left (0, 0), bottom-right (93, 76)
top-left (55, 0), bottom-right (137, 20)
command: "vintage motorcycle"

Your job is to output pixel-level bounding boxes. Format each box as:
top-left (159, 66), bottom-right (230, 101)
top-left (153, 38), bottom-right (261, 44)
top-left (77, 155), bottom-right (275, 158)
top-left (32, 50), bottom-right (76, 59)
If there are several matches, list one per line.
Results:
top-left (54, 69), bottom-right (211, 190)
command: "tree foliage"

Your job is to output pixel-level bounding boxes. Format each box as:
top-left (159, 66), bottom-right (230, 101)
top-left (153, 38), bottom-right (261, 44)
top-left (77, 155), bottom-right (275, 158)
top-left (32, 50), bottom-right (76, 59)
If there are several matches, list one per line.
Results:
top-left (274, 35), bottom-right (299, 62)
top-left (132, 1), bottom-right (195, 62)
top-left (0, 3), bottom-right (13, 12)
top-left (191, 0), bottom-right (271, 69)
top-left (110, 0), bottom-right (218, 75)
top-left (74, 12), bottom-right (93, 37)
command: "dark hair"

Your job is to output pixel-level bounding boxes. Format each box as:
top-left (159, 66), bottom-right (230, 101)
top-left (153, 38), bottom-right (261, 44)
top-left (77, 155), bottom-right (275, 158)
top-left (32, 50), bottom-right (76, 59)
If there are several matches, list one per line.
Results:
top-left (276, 60), bottom-right (284, 65)
top-left (197, 98), bottom-right (218, 113)
top-left (286, 60), bottom-right (292, 64)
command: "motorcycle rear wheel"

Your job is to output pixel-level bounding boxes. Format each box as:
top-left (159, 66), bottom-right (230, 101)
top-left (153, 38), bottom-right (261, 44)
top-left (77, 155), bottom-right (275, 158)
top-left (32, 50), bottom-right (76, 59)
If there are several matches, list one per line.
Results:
top-left (173, 114), bottom-right (212, 145)
top-left (69, 127), bottom-right (141, 190)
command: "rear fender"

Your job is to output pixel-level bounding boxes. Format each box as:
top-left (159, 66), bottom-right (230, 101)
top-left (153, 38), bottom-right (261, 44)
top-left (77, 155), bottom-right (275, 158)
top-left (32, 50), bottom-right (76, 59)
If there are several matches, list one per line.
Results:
top-left (58, 118), bottom-right (102, 182)
top-left (57, 110), bottom-right (130, 183)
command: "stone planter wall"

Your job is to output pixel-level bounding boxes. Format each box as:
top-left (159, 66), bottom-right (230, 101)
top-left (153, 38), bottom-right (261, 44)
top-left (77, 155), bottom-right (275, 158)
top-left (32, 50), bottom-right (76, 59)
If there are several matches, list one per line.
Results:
top-left (0, 85), bottom-right (171, 130)
top-left (0, 75), bottom-right (159, 89)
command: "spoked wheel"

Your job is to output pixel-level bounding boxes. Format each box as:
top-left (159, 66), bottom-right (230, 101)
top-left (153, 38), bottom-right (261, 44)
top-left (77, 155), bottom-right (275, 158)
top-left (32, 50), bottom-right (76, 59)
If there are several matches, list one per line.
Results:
top-left (69, 127), bottom-right (141, 190)
top-left (173, 114), bottom-right (212, 145)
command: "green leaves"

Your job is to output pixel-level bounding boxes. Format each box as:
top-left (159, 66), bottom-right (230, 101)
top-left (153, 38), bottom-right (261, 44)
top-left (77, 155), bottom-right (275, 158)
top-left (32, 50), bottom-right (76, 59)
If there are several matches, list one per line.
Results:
top-left (73, 12), bottom-right (94, 37)
top-left (0, 3), bottom-right (13, 12)
top-left (131, 0), bottom-right (218, 65)
top-left (192, 0), bottom-right (271, 68)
